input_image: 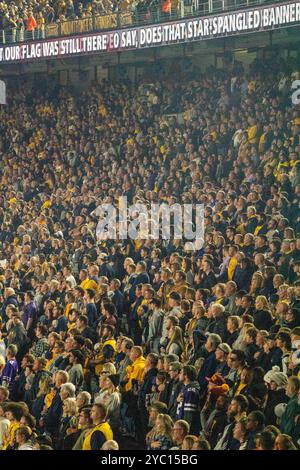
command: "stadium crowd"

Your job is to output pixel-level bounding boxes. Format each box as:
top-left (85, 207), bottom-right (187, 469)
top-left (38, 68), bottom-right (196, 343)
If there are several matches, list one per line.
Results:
top-left (0, 1), bottom-right (284, 43)
top-left (0, 55), bottom-right (300, 451)
top-left (0, 0), bottom-right (184, 41)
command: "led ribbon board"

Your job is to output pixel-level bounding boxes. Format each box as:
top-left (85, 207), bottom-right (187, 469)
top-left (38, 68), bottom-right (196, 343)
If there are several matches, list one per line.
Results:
top-left (1, 0), bottom-right (300, 64)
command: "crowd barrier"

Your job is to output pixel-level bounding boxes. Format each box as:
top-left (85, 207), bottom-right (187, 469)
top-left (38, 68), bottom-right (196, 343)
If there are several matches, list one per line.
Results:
top-left (0, 0), bottom-right (290, 45)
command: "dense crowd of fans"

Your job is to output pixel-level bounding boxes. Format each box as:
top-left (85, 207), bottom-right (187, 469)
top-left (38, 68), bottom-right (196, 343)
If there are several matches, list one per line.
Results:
top-left (0, 1), bottom-right (284, 43)
top-left (0, 0), bottom-right (185, 41)
top-left (0, 55), bottom-right (300, 451)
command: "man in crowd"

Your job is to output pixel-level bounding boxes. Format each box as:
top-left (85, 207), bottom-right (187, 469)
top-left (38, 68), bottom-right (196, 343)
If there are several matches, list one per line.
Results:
top-left (0, 55), bottom-right (299, 452)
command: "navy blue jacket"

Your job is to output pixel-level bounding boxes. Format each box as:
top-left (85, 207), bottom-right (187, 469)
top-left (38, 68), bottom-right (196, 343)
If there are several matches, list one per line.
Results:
top-left (129, 272), bottom-right (150, 303)
top-left (198, 351), bottom-right (218, 391)
top-left (138, 367), bottom-right (158, 407)
top-left (232, 266), bottom-right (252, 291)
top-left (111, 290), bottom-right (125, 318)
top-left (1, 295), bottom-right (18, 322)
top-left (45, 388), bottom-right (63, 436)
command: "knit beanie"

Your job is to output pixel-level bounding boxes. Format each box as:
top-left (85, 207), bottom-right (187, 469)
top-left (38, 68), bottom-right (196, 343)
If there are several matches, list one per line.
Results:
top-left (264, 366), bottom-right (288, 388)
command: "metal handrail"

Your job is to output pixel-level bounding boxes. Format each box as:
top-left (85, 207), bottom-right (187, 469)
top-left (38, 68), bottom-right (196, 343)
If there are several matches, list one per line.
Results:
top-left (0, 0), bottom-right (292, 45)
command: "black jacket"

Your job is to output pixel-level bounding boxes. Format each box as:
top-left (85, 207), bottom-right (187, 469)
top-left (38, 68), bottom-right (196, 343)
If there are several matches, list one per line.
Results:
top-left (268, 347), bottom-right (283, 369)
top-left (202, 408), bottom-right (228, 449)
top-left (111, 290), bottom-right (125, 318)
top-left (226, 330), bottom-right (239, 347)
top-left (244, 343), bottom-right (259, 367)
top-left (232, 267), bottom-right (252, 291)
top-left (138, 367), bottom-right (157, 407)
top-left (253, 309), bottom-right (274, 331)
top-left (81, 326), bottom-right (98, 344)
top-left (197, 271), bottom-right (217, 291)
top-left (264, 388), bottom-right (289, 426)
top-left (166, 378), bottom-right (182, 420)
top-left (206, 315), bottom-right (228, 341)
top-left (198, 351), bottom-right (218, 391)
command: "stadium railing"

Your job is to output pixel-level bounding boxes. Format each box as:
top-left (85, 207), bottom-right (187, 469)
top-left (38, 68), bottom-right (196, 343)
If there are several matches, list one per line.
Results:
top-left (0, 0), bottom-right (290, 45)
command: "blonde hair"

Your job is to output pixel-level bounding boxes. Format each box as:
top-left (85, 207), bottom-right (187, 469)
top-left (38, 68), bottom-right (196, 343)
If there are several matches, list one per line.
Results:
top-left (63, 397), bottom-right (78, 417)
top-left (101, 440), bottom-right (119, 450)
top-left (156, 413), bottom-right (174, 439)
top-left (185, 288), bottom-right (195, 301)
top-left (183, 435), bottom-right (198, 450)
top-left (102, 362), bottom-right (116, 375)
top-left (255, 295), bottom-right (270, 311)
top-left (166, 326), bottom-right (184, 354)
top-left (242, 322), bottom-right (255, 331)
top-left (38, 375), bottom-right (52, 397)
top-left (278, 284), bottom-right (289, 295)
top-left (215, 283), bottom-right (226, 295)
top-left (252, 272), bottom-right (263, 282)
top-left (241, 323), bottom-right (255, 340)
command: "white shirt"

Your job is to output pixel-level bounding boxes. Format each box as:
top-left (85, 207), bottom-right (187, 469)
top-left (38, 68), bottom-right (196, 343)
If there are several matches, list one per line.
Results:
top-left (66, 274), bottom-right (77, 288)
top-left (0, 340), bottom-right (5, 363)
top-left (18, 443), bottom-right (33, 450)
top-left (0, 417), bottom-right (10, 449)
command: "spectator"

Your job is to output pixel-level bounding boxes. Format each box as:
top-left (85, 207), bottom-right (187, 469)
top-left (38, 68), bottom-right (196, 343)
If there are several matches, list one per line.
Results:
top-left (0, 402), bottom-right (10, 449)
top-left (82, 403), bottom-right (113, 450)
top-left (279, 376), bottom-right (300, 442)
top-left (274, 433), bottom-right (297, 450)
top-left (170, 419), bottom-right (189, 450)
top-left (245, 410), bottom-right (265, 450)
top-left (25, 10), bottom-right (37, 40)
top-left (67, 349), bottom-right (84, 392)
top-left (176, 365), bottom-right (201, 435)
top-left (0, 345), bottom-right (19, 392)
top-left (147, 413), bottom-right (173, 450)
top-left (0, 53), bottom-right (299, 452)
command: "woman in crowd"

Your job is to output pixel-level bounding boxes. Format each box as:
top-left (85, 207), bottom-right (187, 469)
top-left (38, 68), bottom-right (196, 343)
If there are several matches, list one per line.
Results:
top-left (233, 417), bottom-right (248, 450)
top-left (94, 373), bottom-right (121, 434)
top-left (57, 397), bottom-right (78, 450)
top-left (253, 296), bottom-right (274, 331)
top-left (147, 413), bottom-right (173, 450)
top-left (166, 326), bottom-right (184, 356)
top-left (0, 403), bottom-right (10, 450)
top-left (274, 433), bottom-right (298, 450)
top-left (0, 55), bottom-right (299, 452)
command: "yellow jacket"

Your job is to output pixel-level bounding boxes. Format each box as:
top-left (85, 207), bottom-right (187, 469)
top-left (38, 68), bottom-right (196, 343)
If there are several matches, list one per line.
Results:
top-left (254, 225), bottom-right (264, 236)
top-left (82, 422), bottom-right (113, 450)
top-left (80, 278), bottom-right (99, 293)
top-left (258, 133), bottom-right (266, 153)
top-left (95, 339), bottom-right (116, 376)
top-left (234, 382), bottom-right (247, 396)
top-left (125, 356), bottom-right (145, 392)
top-left (45, 389), bottom-right (56, 408)
top-left (2, 422), bottom-right (20, 450)
top-left (64, 302), bottom-right (73, 319)
top-left (228, 257), bottom-right (238, 281)
top-left (247, 124), bottom-right (258, 144)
